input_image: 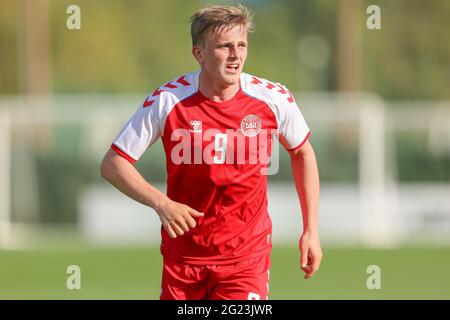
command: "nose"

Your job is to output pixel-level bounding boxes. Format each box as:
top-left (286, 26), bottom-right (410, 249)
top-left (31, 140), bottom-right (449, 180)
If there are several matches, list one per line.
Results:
top-left (229, 45), bottom-right (239, 59)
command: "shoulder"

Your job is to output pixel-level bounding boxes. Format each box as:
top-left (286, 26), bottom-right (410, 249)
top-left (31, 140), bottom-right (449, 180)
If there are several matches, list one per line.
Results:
top-left (141, 71), bottom-right (199, 110)
top-left (240, 72), bottom-right (296, 107)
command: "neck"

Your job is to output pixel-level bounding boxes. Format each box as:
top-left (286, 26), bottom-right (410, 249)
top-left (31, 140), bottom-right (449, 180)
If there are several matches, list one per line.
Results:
top-left (198, 72), bottom-right (240, 102)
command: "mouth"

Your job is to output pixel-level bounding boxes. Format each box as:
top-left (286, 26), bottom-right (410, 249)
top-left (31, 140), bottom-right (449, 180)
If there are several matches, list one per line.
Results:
top-left (225, 63), bottom-right (240, 73)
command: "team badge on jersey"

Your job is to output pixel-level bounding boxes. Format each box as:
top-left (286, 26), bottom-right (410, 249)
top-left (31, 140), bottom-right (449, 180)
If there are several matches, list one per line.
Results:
top-left (189, 120), bottom-right (202, 133)
top-left (240, 114), bottom-right (261, 137)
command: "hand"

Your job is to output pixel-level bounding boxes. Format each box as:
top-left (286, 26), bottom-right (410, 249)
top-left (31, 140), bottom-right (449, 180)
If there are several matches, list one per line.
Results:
top-left (155, 196), bottom-right (204, 239)
top-left (299, 230), bottom-right (323, 279)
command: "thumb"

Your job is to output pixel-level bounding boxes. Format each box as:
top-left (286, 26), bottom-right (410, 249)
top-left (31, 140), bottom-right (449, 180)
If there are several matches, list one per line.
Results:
top-left (300, 248), bottom-right (309, 269)
top-left (188, 207), bottom-right (204, 218)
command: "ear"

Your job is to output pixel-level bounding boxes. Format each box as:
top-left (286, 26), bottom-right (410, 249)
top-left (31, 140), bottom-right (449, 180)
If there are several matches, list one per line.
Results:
top-left (192, 45), bottom-right (204, 65)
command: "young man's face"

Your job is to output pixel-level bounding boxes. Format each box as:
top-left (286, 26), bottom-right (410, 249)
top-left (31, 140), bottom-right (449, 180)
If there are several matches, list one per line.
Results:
top-left (193, 25), bottom-right (248, 87)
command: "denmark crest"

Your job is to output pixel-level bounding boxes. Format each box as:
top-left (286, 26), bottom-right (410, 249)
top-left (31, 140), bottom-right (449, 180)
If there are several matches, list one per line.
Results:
top-left (240, 114), bottom-right (261, 137)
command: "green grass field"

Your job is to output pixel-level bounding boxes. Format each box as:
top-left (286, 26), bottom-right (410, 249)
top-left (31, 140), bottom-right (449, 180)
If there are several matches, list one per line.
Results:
top-left (1, 246), bottom-right (449, 299)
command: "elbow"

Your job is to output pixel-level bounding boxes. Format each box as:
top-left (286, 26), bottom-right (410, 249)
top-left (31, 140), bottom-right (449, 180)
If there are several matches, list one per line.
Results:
top-left (100, 156), bottom-right (112, 182)
top-left (100, 159), bottom-right (107, 181)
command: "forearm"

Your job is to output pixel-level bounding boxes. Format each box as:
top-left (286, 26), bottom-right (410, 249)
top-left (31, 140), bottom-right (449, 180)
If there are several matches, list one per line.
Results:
top-left (100, 150), bottom-right (167, 212)
top-left (290, 143), bottom-right (320, 233)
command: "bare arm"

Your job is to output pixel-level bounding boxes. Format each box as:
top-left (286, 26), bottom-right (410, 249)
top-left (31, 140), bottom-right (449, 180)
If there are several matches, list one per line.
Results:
top-left (100, 148), bottom-right (203, 238)
top-left (289, 140), bottom-right (322, 279)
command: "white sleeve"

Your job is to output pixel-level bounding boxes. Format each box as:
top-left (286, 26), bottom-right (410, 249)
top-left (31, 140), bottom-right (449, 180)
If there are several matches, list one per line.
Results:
top-left (112, 95), bottom-right (162, 162)
top-left (277, 87), bottom-right (310, 151)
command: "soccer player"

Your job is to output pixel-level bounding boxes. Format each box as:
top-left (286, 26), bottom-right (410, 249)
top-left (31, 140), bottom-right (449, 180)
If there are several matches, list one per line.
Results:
top-left (100, 4), bottom-right (322, 300)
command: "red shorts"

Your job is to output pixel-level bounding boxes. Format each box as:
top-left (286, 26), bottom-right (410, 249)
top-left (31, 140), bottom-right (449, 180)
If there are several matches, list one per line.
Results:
top-left (160, 253), bottom-right (271, 300)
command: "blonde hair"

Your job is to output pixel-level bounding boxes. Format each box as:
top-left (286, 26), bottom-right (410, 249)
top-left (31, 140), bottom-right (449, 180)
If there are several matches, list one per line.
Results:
top-left (190, 4), bottom-right (254, 46)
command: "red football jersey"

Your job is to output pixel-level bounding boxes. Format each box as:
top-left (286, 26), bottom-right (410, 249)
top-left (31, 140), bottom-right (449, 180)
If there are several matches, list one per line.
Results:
top-left (112, 71), bottom-right (310, 265)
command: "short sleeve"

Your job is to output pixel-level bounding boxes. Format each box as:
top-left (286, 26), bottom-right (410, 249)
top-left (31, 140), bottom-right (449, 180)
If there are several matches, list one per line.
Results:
top-left (277, 88), bottom-right (310, 151)
top-left (111, 95), bottom-right (162, 163)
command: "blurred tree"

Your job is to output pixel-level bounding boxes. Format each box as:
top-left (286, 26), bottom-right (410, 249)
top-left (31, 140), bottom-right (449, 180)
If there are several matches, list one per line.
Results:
top-left (0, 1), bottom-right (18, 94)
top-left (22, 0), bottom-right (52, 95)
top-left (1, 0), bottom-right (449, 99)
top-left (337, 0), bottom-right (362, 91)
top-left (363, 0), bottom-right (450, 100)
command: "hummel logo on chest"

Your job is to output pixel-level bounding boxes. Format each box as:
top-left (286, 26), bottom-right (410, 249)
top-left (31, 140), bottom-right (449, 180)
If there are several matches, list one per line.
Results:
top-left (189, 120), bottom-right (202, 133)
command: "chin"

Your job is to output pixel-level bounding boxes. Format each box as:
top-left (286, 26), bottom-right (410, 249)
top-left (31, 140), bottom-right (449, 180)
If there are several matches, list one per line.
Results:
top-left (222, 73), bottom-right (240, 85)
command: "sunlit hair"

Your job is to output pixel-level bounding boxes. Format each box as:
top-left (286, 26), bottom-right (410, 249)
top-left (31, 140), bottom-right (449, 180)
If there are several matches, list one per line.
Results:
top-left (190, 4), bottom-right (254, 46)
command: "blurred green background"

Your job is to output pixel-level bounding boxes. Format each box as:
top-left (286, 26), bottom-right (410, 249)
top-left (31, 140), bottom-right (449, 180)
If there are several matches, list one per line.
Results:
top-left (0, 0), bottom-right (449, 299)
top-left (1, 0), bottom-right (450, 99)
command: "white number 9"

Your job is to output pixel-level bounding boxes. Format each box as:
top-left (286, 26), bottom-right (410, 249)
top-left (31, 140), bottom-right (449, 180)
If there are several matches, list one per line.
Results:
top-left (213, 133), bottom-right (227, 164)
